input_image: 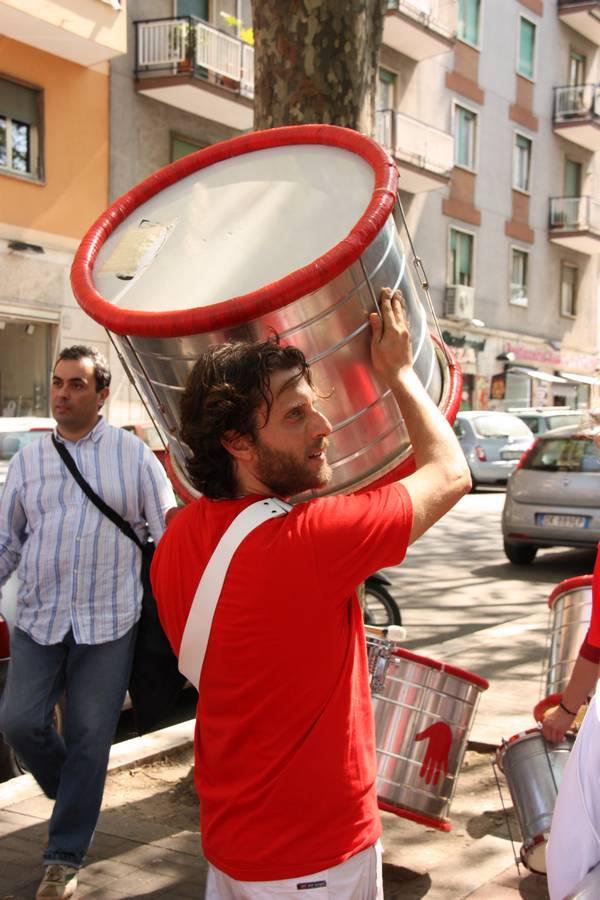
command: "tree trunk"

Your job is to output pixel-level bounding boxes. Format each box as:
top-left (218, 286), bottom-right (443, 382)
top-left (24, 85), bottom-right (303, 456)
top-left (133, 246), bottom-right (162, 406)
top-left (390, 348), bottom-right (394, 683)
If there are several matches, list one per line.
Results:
top-left (252, 0), bottom-right (387, 133)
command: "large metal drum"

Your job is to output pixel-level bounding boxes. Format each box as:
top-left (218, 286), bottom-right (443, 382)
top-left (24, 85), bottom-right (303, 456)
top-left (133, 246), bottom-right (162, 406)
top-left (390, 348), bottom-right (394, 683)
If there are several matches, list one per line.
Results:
top-left (71, 125), bottom-right (461, 502)
top-left (496, 728), bottom-right (574, 874)
top-left (366, 639), bottom-right (488, 830)
top-left (545, 575), bottom-right (593, 696)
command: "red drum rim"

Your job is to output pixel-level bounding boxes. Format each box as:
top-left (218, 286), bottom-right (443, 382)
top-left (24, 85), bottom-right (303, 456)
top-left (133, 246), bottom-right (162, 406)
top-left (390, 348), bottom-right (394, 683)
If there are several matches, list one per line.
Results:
top-left (548, 574), bottom-right (593, 608)
top-left (71, 124), bottom-right (398, 338)
top-left (377, 799), bottom-right (452, 832)
top-left (388, 643), bottom-right (489, 692)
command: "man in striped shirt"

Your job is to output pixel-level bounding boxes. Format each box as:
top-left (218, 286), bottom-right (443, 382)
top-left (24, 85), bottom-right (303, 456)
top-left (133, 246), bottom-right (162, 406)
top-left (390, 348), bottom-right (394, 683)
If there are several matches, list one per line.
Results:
top-left (0, 345), bottom-right (176, 900)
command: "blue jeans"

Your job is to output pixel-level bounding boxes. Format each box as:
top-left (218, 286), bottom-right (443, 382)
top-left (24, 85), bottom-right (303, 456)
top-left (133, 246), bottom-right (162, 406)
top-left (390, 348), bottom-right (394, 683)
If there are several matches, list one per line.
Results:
top-left (0, 625), bottom-right (136, 867)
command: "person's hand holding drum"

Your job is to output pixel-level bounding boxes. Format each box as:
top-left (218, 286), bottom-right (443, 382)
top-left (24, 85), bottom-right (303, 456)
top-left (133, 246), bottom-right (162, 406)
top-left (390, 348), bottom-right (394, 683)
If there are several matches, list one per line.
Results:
top-left (369, 288), bottom-right (413, 385)
top-left (542, 703), bottom-right (578, 744)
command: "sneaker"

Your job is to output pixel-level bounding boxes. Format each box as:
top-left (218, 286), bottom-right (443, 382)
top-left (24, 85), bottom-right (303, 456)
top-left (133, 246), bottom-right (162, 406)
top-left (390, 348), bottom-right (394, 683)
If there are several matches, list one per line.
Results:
top-left (36, 864), bottom-right (78, 899)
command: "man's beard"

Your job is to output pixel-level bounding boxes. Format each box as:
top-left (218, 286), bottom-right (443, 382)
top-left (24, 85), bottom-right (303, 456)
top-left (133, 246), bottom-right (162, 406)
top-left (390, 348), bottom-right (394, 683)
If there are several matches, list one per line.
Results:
top-left (254, 439), bottom-right (332, 497)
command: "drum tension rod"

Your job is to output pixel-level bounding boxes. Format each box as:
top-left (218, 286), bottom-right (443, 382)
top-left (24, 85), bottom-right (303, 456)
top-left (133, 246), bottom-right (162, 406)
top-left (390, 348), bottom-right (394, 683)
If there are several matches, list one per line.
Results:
top-left (394, 193), bottom-right (453, 370)
top-left (491, 747), bottom-right (522, 875)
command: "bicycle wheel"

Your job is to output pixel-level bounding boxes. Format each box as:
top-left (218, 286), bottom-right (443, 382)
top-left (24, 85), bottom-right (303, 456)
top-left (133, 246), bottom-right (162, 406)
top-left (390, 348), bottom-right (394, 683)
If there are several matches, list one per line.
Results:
top-left (363, 580), bottom-right (401, 626)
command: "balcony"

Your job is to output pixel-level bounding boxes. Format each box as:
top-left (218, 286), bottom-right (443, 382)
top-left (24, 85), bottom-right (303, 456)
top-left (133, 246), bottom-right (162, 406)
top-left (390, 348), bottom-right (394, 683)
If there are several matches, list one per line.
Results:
top-left (557, 1), bottom-right (600, 44)
top-left (135, 17), bottom-right (254, 131)
top-left (0, 0), bottom-right (127, 66)
top-left (383, 0), bottom-right (456, 60)
top-left (553, 84), bottom-right (600, 150)
top-left (376, 110), bottom-right (453, 192)
top-left (549, 197), bottom-right (600, 254)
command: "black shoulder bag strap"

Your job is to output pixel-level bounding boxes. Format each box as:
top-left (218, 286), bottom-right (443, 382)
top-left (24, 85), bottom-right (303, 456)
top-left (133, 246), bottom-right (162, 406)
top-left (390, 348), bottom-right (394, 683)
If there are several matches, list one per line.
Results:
top-left (51, 434), bottom-right (143, 551)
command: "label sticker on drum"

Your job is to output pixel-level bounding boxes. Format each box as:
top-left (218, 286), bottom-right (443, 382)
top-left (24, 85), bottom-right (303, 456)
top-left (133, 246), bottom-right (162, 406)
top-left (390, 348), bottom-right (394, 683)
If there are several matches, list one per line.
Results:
top-left (99, 219), bottom-right (176, 281)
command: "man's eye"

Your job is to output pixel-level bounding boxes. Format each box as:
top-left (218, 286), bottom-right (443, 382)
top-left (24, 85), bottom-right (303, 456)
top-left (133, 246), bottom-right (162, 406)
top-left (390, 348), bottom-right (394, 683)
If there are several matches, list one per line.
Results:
top-left (288, 407), bottom-right (303, 419)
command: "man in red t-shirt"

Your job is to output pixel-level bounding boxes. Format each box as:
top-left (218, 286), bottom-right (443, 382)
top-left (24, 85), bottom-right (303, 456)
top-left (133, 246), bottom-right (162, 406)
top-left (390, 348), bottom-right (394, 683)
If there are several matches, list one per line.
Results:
top-left (151, 289), bottom-right (471, 898)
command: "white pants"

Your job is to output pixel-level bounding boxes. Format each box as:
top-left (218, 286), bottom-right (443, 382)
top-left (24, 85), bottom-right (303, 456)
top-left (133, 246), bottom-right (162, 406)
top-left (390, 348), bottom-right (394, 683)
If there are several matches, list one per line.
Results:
top-left (546, 694), bottom-right (600, 899)
top-left (205, 840), bottom-right (383, 899)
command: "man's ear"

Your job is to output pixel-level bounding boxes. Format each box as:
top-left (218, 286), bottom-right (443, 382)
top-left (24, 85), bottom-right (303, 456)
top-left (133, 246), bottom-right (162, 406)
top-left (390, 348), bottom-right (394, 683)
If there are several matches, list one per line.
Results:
top-left (97, 387), bottom-right (109, 410)
top-left (220, 430), bottom-right (254, 461)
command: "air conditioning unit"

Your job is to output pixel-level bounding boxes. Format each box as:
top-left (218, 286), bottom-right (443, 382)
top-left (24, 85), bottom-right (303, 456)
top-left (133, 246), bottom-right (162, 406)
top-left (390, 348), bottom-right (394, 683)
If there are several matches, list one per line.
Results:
top-left (444, 285), bottom-right (475, 320)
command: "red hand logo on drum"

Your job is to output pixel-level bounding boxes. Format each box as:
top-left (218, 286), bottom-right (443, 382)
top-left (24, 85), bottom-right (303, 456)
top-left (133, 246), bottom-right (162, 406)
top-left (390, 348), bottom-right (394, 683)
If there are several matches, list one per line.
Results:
top-left (414, 722), bottom-right (453, 786)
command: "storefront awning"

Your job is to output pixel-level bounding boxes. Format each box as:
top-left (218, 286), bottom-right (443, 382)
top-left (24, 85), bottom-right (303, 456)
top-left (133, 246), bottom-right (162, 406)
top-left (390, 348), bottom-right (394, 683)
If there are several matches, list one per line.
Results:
top-left (507, 367), bottom-right (567, 384)
top-left (559, 371), bottom-right (600, 386)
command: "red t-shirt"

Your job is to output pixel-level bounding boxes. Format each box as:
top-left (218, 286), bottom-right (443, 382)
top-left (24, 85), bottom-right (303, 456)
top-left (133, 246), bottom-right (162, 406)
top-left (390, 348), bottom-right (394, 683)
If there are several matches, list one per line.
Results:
top-left (151, 483), bottom-right (412, 881)
top-left (581, 543), bottom-right (600, 660)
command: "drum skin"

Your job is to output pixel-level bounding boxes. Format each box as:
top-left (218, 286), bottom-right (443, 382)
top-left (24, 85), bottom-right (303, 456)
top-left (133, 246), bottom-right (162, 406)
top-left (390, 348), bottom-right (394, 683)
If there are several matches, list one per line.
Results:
top-left (497, 728), bottom-right (574, 874)
top-left (369, 643), bottom-right (488, 829)
top-left (545, 575), bottom-right (593, 696)
top-left (71, 125), bottom-right (462, 502)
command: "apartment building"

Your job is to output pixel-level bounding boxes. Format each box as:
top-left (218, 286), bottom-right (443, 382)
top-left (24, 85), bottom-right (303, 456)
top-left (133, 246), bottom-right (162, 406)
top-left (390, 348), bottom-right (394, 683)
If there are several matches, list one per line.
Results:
top-left (0, 0), bottom-right (130, 419)
top-left (379, 0), bottom-right (600, 410)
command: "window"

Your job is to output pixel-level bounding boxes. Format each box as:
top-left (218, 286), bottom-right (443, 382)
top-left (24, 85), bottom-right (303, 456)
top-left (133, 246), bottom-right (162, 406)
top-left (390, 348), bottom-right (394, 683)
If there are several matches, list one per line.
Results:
top-left (454, 104), bottom-right (477, 170)
top-left (514, 134), bottom-right (532, 192)
top-left (564, 159), bottom-right (582, 198)
top-left (457, 0), bottom-right (480, 46)
top-left (569, 52), bottom-right (586, 86)
top-left (0, 78), bottom-right (42, 180)
top-left (518, 17), bottom-right (536, 80)
top-left (170, 134), bottom-right (206, 162)
top-left (449, 228), bottom-right (474, 286)
top-left (560, 263), bottom-right (578, 317)
top-left (510, 248), bottom-right (528, 307)
top-left (376, 69), bottom-right (396, 149)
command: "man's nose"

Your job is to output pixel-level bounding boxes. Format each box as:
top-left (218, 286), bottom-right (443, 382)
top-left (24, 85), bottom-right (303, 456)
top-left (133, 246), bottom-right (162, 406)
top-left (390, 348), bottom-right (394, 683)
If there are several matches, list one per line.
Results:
top-left (314, 409), bottom-right (332, 437)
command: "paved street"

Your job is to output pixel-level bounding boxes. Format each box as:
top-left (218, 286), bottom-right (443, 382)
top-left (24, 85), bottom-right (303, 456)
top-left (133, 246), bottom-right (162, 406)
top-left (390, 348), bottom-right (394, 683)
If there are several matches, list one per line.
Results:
top-left (387, 490), bottom-right (596, 652)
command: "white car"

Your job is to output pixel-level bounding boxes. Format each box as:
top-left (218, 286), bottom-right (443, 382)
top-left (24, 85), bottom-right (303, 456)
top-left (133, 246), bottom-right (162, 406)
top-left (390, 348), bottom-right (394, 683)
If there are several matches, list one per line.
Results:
top-left (0, 417), bottom-right (55, 488)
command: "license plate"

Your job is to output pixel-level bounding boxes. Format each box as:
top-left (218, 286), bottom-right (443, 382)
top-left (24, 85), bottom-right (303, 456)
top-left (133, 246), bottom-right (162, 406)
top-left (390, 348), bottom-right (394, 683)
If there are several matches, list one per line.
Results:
top-left (535, 513), bottom-right (589, 529)
top-left (501, 450), bottom-right (522, 460)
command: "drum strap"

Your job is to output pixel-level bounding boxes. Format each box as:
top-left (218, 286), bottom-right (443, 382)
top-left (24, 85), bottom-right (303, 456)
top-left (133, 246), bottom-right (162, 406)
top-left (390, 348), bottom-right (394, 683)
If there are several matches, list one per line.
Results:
top-left (178, 497), bottom-right (291, 689)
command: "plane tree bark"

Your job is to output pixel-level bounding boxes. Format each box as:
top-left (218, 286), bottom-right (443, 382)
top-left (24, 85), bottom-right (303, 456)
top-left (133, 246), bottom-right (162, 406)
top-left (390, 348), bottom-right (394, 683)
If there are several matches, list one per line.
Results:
top-left (251, 0), bottom-right (388, 133)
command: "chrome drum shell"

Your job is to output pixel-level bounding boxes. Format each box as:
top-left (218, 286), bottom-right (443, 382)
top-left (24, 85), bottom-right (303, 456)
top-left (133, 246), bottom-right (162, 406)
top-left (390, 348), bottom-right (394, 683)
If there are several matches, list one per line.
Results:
top-left (369, 643), bottom-right (488, 829)
top-left (545, 576), bottom-right (593, 696)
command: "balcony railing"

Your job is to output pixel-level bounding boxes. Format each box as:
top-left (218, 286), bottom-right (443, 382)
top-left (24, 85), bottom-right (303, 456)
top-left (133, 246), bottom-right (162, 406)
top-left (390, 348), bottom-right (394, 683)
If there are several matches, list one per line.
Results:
top-left (135, 17), bottom-right (254, 98)
top-left (386, 0), bottom-right (456, 41)
top-left (554, 83), bottom-right (600, 121)
top-left (376, 109), bottom-right (453, 177)
top-left (550, 197), bottom-right (600, 232)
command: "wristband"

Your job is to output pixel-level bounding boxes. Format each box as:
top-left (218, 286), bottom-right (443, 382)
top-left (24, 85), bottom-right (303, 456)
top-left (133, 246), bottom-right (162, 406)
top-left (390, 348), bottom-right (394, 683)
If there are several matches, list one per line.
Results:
top-left (559, 699), bottom-right (578, 717)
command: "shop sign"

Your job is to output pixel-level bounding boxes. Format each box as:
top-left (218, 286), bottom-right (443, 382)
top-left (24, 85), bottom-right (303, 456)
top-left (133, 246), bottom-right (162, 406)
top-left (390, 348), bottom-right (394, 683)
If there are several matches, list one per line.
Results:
top-left (503, 341), bottom-right (597, 374)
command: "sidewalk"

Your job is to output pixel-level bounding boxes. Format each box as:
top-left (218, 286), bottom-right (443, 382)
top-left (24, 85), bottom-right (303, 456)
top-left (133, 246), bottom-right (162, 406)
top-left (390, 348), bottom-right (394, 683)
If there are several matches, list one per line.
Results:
top-left (0, 609), bottom-right (552, 899)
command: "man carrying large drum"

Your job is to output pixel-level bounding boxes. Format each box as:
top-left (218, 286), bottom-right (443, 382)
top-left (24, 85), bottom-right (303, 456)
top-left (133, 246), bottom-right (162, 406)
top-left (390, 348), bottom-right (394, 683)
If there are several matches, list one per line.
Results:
top-left (151, 289), bottom-right (471, 899)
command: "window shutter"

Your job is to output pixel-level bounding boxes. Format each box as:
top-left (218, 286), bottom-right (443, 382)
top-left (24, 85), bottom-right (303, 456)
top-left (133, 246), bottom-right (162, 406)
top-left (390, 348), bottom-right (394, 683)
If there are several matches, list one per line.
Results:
top-left (0, 79), bottom-right (38, 126)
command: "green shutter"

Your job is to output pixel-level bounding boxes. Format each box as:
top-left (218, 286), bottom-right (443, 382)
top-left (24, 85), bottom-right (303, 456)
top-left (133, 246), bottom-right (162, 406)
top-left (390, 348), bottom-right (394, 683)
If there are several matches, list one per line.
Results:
top-left (519, 19), bottom-right (535, 79)
top-left (0, 79), bottom-right (38, 126)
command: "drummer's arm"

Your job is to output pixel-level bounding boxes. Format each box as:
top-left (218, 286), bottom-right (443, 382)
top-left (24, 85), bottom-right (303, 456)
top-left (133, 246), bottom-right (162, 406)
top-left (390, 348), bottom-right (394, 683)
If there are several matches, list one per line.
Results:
top-left (542, 651), bottom-right (599, 743)
top-left (370, 289), bottom-right (471, 545)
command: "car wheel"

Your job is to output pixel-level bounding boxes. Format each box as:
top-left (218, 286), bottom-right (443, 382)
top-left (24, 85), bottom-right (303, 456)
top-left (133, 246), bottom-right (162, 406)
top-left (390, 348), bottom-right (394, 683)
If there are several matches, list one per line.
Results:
top-left (503, 540), bottom-right (538, 565)
top-left (469, 474), bottom-right (478, 493)
top-left (0, 696), bottom-right (65, 782)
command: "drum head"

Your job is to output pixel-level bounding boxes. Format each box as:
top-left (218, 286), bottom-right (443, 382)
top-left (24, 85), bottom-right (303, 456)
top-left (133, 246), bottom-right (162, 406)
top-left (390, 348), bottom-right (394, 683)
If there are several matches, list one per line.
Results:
top-left (72, 125), bottom-right (398, 337)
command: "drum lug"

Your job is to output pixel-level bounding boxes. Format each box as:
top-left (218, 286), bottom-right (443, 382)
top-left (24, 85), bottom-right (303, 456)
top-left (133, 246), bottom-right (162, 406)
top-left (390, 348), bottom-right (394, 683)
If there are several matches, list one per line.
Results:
top-left (368, 640), bottom-right (393, 693)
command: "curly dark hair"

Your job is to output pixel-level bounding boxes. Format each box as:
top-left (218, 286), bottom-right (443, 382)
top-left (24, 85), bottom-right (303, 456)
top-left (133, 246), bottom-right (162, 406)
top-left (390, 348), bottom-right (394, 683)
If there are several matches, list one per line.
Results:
top-left (180, 337), bottom-right (313, 499)
top-left (54, 345), bottom-right (111, 392)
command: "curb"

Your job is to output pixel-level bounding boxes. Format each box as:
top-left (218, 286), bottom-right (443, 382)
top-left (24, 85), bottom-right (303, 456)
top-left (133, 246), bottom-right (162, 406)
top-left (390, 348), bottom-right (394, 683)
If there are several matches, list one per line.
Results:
top-left (0, 717), bottom-right (195, 809)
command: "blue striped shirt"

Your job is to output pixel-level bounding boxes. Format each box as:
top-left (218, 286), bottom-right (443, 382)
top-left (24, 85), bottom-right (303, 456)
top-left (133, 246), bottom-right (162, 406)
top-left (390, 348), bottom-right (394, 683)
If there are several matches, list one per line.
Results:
top-left (0, 417), bottom-right (176, 645)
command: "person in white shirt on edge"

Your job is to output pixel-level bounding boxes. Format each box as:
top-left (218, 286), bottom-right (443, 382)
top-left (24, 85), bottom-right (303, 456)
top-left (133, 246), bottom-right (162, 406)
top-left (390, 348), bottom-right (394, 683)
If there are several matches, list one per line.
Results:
top-left (0, 346), bottom-right (176, 900)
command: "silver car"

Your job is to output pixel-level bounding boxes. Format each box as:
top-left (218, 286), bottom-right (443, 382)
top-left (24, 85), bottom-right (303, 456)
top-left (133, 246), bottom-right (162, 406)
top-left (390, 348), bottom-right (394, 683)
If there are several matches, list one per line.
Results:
top-left (502, 424), bottom-right (600, 564)
top-left (453, 411), bottom-right (534, 491)
top-left (508, 407), bottom-right (585, 436)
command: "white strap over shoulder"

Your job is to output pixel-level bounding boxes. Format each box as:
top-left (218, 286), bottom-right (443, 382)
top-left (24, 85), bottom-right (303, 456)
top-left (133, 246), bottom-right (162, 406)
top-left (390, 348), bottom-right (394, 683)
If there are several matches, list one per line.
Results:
top-left (178, 497), bottom-right (291, 689)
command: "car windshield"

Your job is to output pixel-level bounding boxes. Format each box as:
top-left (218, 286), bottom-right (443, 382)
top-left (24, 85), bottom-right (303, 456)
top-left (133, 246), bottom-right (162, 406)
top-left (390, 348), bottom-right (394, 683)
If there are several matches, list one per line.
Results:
top-left (523, 436), bottom-right (600, 472)
top-left (0, 429), bottom-right (50, 462)
top-left (471, 415), bottom-right (531, 439)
